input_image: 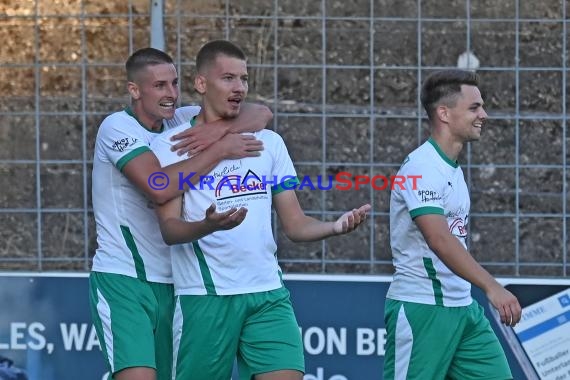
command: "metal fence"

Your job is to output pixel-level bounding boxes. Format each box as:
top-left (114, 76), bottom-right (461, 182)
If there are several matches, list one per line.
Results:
top-left (0, 0), bottom-right (568, 276)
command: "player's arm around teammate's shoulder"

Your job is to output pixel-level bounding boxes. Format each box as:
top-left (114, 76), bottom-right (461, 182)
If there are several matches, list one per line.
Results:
top-left (122, 129), bottom-right (263, 206)
top-left (170, 103), bottom-right (272, 156)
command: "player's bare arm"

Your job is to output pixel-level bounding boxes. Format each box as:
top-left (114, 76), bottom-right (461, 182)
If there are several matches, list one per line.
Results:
top-left (170, 103), bottom-right (272, 155)
top-left (155, 197), bottom-right (247, 245)
top-left (414, 214), bottom-right (522, 326)
top-left (273, 190), bottom-right (371, 242)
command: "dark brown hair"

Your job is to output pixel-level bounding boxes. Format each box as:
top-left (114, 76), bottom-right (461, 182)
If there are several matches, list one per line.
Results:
top-left (125, 47), bottom-right (174, 82)
top-left (420, 70), bottom-right (479, 120)
top-left (195, 40), bottom-right (246, 73)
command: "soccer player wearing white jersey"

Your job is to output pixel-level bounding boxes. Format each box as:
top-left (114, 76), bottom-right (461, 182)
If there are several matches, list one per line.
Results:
top-left (152, 40), bottom-right (371, 380)
top-left (89, 47), bottom-right (272, 380)
top-left (383, 70), bottom-right (522, 380)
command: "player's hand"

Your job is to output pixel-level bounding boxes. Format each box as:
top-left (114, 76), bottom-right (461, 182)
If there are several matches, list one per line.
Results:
top-left (219, 133), bottom-right (263, 159)
top-left (203, 203), bottom-right (248, 231)
top-left (170, 123), bottom-right (226, 156)
top-left (487, 285), bottom-right (522, 327)
top-left (332, 204), bottom-right (371, 235)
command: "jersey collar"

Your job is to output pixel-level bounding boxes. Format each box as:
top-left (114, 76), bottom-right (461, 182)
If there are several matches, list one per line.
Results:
top-left (124, 106), bottom-right (164, 133)
top-left (427, 137), bottom-right (459, 168)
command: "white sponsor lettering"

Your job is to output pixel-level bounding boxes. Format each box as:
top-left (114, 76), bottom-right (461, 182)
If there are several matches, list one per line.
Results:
top-left (301, 327), bottom-right (347, 355)
top-left (60, 323), bottom-right (100, 351)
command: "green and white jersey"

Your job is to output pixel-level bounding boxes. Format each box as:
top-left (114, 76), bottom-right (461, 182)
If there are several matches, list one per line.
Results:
top-left (151, 126), bottom-right (298, 295)
top-left (91, 106), bottom-right (200, 283)
top-left (387, 137), bottom-right (472, 307)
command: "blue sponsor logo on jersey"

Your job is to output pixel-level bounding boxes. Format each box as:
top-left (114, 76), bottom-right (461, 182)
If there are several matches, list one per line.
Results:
top-left (215, 170), bottom-right (268, 200)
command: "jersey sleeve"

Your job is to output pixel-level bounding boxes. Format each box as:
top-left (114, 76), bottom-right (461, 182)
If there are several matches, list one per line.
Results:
top-left (96, 114), bottom-right (152, 172)
top-left (397, 156), bottom-right (446, 219)
top-left (266, 132), bottom-right (299, 195)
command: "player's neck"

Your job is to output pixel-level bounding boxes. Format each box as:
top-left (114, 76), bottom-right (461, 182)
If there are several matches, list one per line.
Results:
top-left (196, 106), bottom-right (232, 128)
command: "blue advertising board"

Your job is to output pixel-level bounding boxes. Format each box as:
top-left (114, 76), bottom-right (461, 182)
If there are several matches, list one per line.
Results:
top-left (0, 273), bottom-right (568, 380)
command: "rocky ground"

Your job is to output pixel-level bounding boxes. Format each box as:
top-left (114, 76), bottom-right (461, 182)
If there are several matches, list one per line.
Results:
top-left (0, 0), bottom-right (568, 276)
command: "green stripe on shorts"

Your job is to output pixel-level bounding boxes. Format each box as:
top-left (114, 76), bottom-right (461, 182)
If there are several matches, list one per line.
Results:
top-left (383, 299), bottom-right (512, 380)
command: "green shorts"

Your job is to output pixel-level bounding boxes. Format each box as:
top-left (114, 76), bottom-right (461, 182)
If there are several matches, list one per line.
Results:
top-left (172, 286), bottom-right (304, 380)
top-left (89, 271), bottom-right (175, 380)
top-left (383, 299), bottom-right (512, 380)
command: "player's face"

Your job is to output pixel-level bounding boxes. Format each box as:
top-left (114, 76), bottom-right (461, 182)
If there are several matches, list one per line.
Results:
top-left (130, 63), bottom-right (179, 129)
top-left (202, 55), bottom-right (248, 120)
top-left (447, 85), bottom-right (487, 143)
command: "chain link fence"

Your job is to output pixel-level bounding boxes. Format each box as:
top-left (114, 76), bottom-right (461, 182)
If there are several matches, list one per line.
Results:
top-left (0, 0), bottom-right (568, 276)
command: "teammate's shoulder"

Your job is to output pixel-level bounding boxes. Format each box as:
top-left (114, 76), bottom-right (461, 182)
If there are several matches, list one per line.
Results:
top-left (407, 141), bottom-right (438, 161)
top-left (150, 124), bottom-right (186, 150)
top-left (397, 144), bottom-right (436, 175)
top-left (163, 123), bottom-right (188, 139)
top-left (100, 109), bottom-right (130, 125)
top-left (173, 105), bottom-right (201, 120)
top-left (96, 110), bottom-right (137, 136)
top-left (255, 129), bottom-right (283, 142)
top-left (400, 146), bottom-right (423, 165)
top-left (176, 105), bottom-right (201, 114)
